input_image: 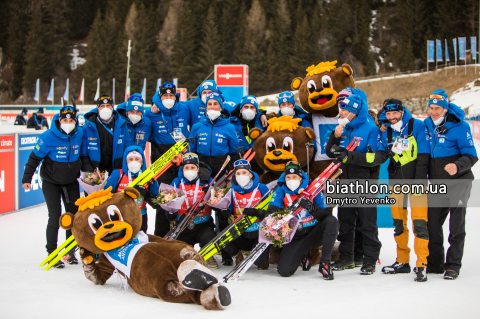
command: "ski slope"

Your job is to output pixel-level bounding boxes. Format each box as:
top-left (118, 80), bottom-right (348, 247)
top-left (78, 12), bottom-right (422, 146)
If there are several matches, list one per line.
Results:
top-left (2, 147), bottom-right (480, 318)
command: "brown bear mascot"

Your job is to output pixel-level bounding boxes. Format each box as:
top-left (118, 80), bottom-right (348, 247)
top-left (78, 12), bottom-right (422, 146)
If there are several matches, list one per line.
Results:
top-left (59, 187), bottom-right (231, 310)
top-left (291, 60), bottom-right (355, 178)
top-left (248, 116), bottom-right (316, 184)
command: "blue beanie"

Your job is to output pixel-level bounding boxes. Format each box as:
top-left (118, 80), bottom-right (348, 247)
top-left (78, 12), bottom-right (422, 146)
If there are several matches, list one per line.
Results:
top-left (240, 95), bottom-right (258, 109)
top-left (278, 91), bottom-right (295, 106)
top-left (339, 95), bottom-right (361, 115)
top-left (428, 89), bottom-right (449, 109)
top-left (206, 92), bottom-right (224, 107)
top-left (199, 80), bottom-right (219, 95)
top-left (126, 93), bottom-right (144, 113)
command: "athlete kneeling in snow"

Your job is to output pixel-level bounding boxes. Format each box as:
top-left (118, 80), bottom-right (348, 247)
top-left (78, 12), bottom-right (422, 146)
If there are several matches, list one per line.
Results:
top-left (22, 106), bottom-right (88, 268)
top-left (244, 161), bottom-right (339, 279)
top-left (104, 146), bottom-right (159, 233)
top-left (219, 159), bottom-right (270, 268)
top-left (169, 153), bottom-right (218, 269)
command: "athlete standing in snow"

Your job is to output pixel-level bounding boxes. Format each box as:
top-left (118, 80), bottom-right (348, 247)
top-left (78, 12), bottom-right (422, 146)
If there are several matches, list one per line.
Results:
top-left (22, 106), bottom-right (88, 268)
top-left (116, 93), bottom-right (152, 151)
top-left (425, 89), bottom-right (478, 280)
top-left (326, 88), bottom-right (382, 275)
top-left (276, 91), bottom-right (313, 129)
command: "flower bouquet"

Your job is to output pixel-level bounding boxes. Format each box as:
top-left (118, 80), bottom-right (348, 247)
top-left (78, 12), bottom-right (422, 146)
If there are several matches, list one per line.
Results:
top-left (151, 183), bottom-right (186, 212)
top-left (259, 209), bottom-right (299, 248)
top-left (77, 169), bottom-right (108, 194)
top-left (205, 186), bottom-right (232, 209)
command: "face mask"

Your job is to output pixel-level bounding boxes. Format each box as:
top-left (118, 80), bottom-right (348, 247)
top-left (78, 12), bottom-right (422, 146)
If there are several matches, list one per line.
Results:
top-left (236, 175), bottom-right (251, 188)
top-left (280, 107), bottom-right (295, 117)
top-left (391, 120), bottom-right (403, 132)
top-left (207, 110), bottom-right (221, 121)
top-left (201, 95), bottom-right (207, 104)
top-left (242, 109), bottom-right (256, 121)
top-left (163, 99), bottom-right (175, 109)
top-left (61, 123), bottom-right (75, 134)
top-left (99, 108), bottom-right (113, 121)
top-left (338, 117), bottom-right (350, 126)
top-left (184, 170), bottom-right (198, 181)
top-left (433, 117), bottom-right (444, 126)
top-left (128, 161), bottom-right (142, 174)
top-left (128, 114), bottom-right (142, 124)
top-left (286, 180), bottom-right (301, 192)
top-left (23, 115), bottom-right (28, 120)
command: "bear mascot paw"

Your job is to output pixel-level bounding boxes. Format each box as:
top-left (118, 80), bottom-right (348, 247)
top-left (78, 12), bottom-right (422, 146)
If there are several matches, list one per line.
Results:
top-left (60, 187), bottom-right (231, 310)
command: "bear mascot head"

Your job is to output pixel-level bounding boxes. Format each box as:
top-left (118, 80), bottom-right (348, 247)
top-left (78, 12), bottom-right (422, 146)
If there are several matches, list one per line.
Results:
top-left (291, 60), bottom-right (355, 118)
top-left (248, 116), bottom-right (316, 184)
top-left (59, 187), bottom-right (231, 310)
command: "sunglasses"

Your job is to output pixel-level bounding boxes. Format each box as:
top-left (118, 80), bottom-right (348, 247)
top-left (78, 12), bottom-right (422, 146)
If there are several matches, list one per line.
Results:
top-left (234, 159), bottom-right (249, 167)
top-left (161, 83), bottom-right (175, 89)
top-left (384, 103), bottom-right (402, 112)
top-left (429, 94), bottom-right (446, 101)
top-left (183, 153), bottom-right (199, 161)
top-left (339, 101), bottom-right (349, 108)
top-left (60, 106), bottom-right (76, 113)
top-left (206, 92), bottom-right (220, 98)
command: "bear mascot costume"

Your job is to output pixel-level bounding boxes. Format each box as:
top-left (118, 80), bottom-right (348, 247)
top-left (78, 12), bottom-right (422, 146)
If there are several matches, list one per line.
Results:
top-left (59, 187), bottom-right (231, 310)
top-left (291, 60), bottom-right (355, 178)
top-left (248, 116), bottom-right (316, 184)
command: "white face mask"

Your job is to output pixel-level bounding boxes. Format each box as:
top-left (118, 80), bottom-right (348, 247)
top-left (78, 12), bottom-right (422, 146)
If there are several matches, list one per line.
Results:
top-left (280, 107), bottom-right (295, 117)
top-left (184, 170), bottom-right (198, 181)
top-left (61, 123), bottom-right (75, 134)
top-left (162, 99), bottom-right (175, 109)
top-left (128, 161), bottom-right (142, 174)
top-left (201, 95), bottom-right (207, 104)
top-left (391, 120), bottom-right (403, 132)
top-left (207, 110), bottom-right (221, 121)
top-left (286, 180), bottom-right (301, 192)
top-left (128, 114), bottom-right (142, 124)
top-left (236, 175), bottom-right (251, 188)
top-left (99, 107), bottom-right (113, 121)
top-left (338, 117), bottom-right (350, 126)
top-left (433, 117), bottom-right (444, 126)
top-left (242, 109), bottom-right (256, 121)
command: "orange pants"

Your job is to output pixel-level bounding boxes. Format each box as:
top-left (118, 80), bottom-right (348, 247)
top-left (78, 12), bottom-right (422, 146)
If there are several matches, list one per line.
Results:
top-left (389, 190), bottom-right (429, 268)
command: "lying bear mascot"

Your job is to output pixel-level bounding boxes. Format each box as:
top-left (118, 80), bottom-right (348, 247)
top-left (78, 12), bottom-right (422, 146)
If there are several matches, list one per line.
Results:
top-left (248, 116), bottom-right (316, 184)
top-left (59, 187), bottom-right (231, 310)
top-left (291, 60), bottom-right (355, 178)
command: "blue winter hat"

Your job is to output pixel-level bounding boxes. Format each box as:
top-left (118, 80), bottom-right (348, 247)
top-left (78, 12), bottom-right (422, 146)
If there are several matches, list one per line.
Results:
top-left (278, 91), bottom-right (295, 106)
top-left (339, 95), bottom-right (361, 115)
top-left (240, 95), bottom-right (258, 109)
top-left (428, 89), bottom-right (449, 109)
top-left (198, 80), bottom-right (219, 95)
top-left (205, 92), bottom-right (224, 107)
top-left (126, 93), bottom-right (144, 113)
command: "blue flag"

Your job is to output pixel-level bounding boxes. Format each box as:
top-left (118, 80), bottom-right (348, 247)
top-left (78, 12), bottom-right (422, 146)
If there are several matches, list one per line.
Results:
top-left (445, 39), bottom-right (450, 62)
top-left (459, 37), bottom-right (466, 60)
top-left (47, 79), bottom-right (54, 101)
top-left (471, 37), bottom-right (477, 61)
top-left (427, 40), bottom-right (435, 62)
top-left (436, 40), bottom-right (443, 62)
top-left (453, 38), bottom-right (457, 60)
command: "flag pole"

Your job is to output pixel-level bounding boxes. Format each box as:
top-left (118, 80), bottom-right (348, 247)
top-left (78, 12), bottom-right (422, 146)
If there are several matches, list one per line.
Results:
top-left (125, 40), bottom-right (132, 102)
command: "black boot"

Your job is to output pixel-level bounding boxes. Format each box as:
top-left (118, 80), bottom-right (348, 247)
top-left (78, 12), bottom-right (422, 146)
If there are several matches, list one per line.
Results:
top-left (63, 249), bottom-right (79, 265)
top-left (319, 262), bottom-right (334, 280)
top-left (301, 252), bottom-right (312, 271)
top-left (444, 270), bottom-right (458, 280)
top-left (414, 267), bottom-right (428, 282)
top-left (382, 262), bottom-right (411, 274)
top-left (332, 259), bottom-right (355, 271)
top-left (360, 263), bottom-right (376, 275)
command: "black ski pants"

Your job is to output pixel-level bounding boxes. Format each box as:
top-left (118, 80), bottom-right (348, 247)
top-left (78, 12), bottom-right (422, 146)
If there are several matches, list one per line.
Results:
top-left (427, 181), bottom-right (472, 274)
top-left (278, 215), bottom-right (338, 277)
top-left (337, 206), bottom-right (382, 265)
top-left (42, 180), bottom-right (80, 253)
top-left (223, 234), bottom-right (270, 267)
top-left (177, 220), bottom-right (216, 249)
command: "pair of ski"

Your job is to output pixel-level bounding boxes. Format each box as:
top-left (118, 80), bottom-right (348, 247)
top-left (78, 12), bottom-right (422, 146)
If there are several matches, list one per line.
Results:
top-left (39, 139), bottom-right (189, 270)
top-left (223, 137), bottom-right (361, 282)
top-left (164, 149), bottom-right (256, 241)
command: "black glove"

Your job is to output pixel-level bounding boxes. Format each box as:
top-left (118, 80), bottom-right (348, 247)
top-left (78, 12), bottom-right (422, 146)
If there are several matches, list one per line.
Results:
top-left (202, 185), bottom-right (210, 193)
top-left (298, 197), bottom-right (315, 212)
top-left (219, 209), bottom-right (232, 220)
top-left (165, 211), bottom-right (178, 222)
top-left (243, 208), bottom-right (259, 217)
top-left (134, 184), bottom-right (148, 197)
top-left (331, 145), bottom-right (348, 163)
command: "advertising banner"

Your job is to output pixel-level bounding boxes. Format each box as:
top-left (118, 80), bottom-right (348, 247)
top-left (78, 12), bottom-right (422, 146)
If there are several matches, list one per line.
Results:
top-left (427, 40), bottom-right (435, 62)
top-left (458, 37), bottom-right (466, 60)
top-left (436, 40), bottom-right (443, 61)
top-left (0, 135), bottom-right (15, 214)
top-left (471, 37), bottom-right (477, 61)
top-left (18, 133), bottom-right (45, 209)
top-left (215, 65), bottom-right (249, 104)
top-left (453, 38), bottom-right (457, 60)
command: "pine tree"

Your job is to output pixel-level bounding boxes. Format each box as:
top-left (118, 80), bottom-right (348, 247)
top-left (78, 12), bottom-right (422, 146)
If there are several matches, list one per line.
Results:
top-left (51, 0), bottom-right (71, 77)
top-left (7, 0), bottom-right (30, 100)
top-left (196, 5), bottom-right (222, 84)
top-left (290, 16), bottom-right (315, 74)
top-left (23, 0), bottom-right (55, 99)
top-left (220, 0), bottom-right (240, 64)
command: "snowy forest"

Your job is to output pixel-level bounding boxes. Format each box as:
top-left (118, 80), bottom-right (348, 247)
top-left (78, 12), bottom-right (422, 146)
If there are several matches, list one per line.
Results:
top-left (0, 0), bottom-right (477, 104)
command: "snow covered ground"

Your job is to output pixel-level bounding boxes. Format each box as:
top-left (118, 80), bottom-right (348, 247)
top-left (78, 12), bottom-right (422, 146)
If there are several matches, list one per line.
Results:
top-left (2, 151), bottom-right (480, 318)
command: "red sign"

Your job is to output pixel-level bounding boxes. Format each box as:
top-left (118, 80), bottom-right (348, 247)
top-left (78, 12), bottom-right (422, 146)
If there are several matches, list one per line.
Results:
top-left (473, 121), bottom-right (480, 139)
top-left (0, 113), bottom-right (55, 122)
top-left (177, 88), bottom-right (187, 102)
top-left (0, 135), bottom-right (15, 214)
top-left (215, 65), bottom-right (246, 86)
